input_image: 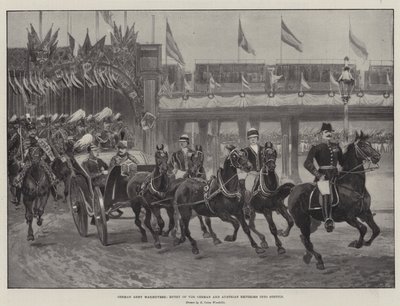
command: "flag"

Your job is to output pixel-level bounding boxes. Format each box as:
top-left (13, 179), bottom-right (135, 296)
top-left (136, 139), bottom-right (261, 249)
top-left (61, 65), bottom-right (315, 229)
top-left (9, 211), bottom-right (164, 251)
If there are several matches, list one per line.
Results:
top-left (238, 19), bottom-right (256, 56)
top-left (158, 77), bottom-right (173, 98)
top-left (281, 19), bottom-right (303, 52)
top-left (349, 23), bottom-right (368, 61)
top-left (386, 72), bottom-right (392, 86)
top-left (166, 20), bottom-right (185, 66)
top-left (209, 75), bottom-right (221, 90)
top-left (329, 72), bottom-right (339, 90)
top-left (100, 11), bottom-right (114, 28)
top-left (8, 71), bottom-right (18, 95)
top-left (68, 33), bottom-right (75, 54)
top-left (184, 78), bottom-right (192, 92)
top-left (270, 72), bottom-right (283, 86)
top-left (241, 74), bottom-right (251, 90)
top-left (300, 72), bottom-right (311, 90)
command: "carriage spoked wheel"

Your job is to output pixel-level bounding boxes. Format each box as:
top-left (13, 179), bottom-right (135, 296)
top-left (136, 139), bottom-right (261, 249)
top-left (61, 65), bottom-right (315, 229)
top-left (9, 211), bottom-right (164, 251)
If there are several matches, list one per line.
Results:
top-left (93, 186), bottom-right (108, 246)
top-left (69, 177), bottom-right (89, 237)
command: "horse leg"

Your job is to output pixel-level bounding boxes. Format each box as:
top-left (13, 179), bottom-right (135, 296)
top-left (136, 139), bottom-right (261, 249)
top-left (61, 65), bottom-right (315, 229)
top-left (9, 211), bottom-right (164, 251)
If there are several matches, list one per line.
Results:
top-left (233, 211), bottom-right (265, 254)
top-left (276, 204), bottom-right (294, 237)
top-left (204, 217), bottom-right (221, 245)
top-left (142, 201), bottom-right (161, 249)
top-left (163, 205), bottom-right (176, 237)
top-left (171, 200), bottom-right (186, 246)
top-left (263, 209), bottom-right (285, 254)
top-left (346, 218), bottom-right (367, 249)
top-left (24, 198), bottom-right (34, 241)
top-left (198, 216), bottom-right (211, 238)
top-left (297, 216), bottom-right (325, 270)
top-left (131, 200), bottom-right (147, 243)
top-left (181, 214), bottom-right (199, 255)
top-left (362, 209), bottom-right (381, 246)
top-left (152, 206), bottom-right (165, 236)
top-left (248, 209), bottom-right (269, 249)
top-left (63, 177), bottom-right (70, 205)
top-left (218, 212), bottom-right (240, 242)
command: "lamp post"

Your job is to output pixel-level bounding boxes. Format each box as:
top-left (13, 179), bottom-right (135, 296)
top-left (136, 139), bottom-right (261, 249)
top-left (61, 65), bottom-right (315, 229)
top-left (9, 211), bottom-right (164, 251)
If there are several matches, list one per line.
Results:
top-left (338, 56), bottom-right (355, 143)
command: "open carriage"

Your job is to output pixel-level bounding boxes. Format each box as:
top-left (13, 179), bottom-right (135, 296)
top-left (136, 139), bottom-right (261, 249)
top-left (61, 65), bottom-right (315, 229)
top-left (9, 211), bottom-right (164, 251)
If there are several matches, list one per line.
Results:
top-left (68, 148), bottom-right (155, 246)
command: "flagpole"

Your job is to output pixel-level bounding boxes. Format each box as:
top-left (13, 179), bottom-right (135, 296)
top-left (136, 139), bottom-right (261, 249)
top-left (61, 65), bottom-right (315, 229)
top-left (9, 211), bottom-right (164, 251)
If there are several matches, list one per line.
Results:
top-left (238, 17), bottom-right (240, 63)
top-left (280, 15), bottom-right (283, 65)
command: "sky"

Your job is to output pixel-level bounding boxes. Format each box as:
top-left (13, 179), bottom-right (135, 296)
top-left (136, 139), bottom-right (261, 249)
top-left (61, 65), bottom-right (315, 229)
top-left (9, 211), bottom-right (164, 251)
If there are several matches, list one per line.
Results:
top-left (7, 10), bottom-right (393, 71)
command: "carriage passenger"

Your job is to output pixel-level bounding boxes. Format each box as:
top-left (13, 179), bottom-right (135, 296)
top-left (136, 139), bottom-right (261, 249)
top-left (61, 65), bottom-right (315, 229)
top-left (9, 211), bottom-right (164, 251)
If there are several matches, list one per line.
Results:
top-left (81, 144), bottom-right (109, 194)
top-left (303, 122), bottom-right (344, 232)
top-left (109, 134), bottom-right (139, 177)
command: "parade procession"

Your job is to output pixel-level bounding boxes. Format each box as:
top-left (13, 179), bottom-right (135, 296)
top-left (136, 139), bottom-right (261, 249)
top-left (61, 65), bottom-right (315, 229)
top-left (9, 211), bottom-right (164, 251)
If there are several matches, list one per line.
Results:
top-left (6, 10), bottom-right (394, 289)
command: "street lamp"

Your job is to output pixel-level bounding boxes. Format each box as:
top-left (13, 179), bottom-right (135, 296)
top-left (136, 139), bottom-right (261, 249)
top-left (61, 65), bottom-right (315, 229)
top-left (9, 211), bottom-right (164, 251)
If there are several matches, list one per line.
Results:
top-left (338, 56), bottom-right (355, 142)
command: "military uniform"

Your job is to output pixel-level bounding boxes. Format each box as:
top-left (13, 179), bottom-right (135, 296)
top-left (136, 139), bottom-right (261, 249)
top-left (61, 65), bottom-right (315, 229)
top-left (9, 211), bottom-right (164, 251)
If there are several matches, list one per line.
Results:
top-left (110, 152), bottom-right (139, 177)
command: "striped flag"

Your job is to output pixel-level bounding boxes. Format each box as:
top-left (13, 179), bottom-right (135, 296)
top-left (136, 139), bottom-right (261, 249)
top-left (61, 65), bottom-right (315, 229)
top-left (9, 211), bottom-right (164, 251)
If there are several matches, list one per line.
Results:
top-left (270, 72), bottom-right (283, 87)
top-left (300, 72), bottom-right (311, 90)
top-left (241, 74), bottom-right (251, 90)
top-left (281, 19), bottom-right (303, 52)
top-left (100, 11), bottom-right (114, 28)
top-left (158, 77), bottom-right (173, 98)
top-left (166, 20), bottom-right (185, 67)
top-left (238, 19), bottom-right (256, 56)
top-left (209, 75), bottom-right (221, 90)
top-left (349, 23), bottom-right (368, 61)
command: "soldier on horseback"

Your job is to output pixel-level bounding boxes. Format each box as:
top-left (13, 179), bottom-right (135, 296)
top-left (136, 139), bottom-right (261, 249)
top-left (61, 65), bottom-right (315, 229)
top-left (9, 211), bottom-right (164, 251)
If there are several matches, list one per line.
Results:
top-left (168, 134), bottom-right (194, 179)
top-left (12, 122), bottom-right (61, 201)
top-left (304, 122), bottom-right (344, 232)
top-left (242, 128), bottom-right (263, 218)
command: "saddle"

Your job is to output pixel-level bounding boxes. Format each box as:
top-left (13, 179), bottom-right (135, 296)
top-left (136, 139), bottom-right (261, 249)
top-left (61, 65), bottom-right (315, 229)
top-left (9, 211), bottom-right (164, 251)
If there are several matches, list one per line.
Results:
top-left (308, 180), bottom-right (340, 211)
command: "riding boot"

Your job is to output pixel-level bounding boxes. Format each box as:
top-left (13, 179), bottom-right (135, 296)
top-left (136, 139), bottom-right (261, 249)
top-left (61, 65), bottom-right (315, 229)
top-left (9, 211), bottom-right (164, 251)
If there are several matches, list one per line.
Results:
top-left (322, 195), bottom-right (334, 232)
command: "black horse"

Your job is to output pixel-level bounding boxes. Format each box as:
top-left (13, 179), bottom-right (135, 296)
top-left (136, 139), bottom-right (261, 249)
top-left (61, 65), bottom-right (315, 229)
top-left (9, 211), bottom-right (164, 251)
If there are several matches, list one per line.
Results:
top-left (127, 144), bottom-right (170, 249)
top-left (173, 147), bottom-right (266, 255)
top-left (288, 131), bottom-right (381, 269)
top-left (246, 146), bottom-right (295, 254)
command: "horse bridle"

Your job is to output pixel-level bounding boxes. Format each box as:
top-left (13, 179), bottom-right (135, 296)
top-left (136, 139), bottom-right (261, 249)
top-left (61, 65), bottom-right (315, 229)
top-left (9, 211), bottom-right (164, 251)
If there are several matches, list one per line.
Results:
top-left (228, 148), bottom-right (247, 169)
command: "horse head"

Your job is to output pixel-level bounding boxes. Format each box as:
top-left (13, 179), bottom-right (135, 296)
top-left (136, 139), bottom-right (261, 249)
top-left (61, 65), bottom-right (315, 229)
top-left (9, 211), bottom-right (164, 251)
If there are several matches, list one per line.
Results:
top-left (262, 146), bottom-right (277, 172)
top-left (155, 144), bottom-right (169, 173)
top-left (188, 145), bottom-right (204, 177)
top-left (228, 148), bottom-right (252, 172)
top-left (352, 130), bottom-right (381, 165)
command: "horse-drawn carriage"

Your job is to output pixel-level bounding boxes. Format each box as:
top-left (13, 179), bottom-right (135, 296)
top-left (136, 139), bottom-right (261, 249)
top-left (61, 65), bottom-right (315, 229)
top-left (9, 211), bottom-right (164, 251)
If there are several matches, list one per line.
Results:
top-left (68, 148), bottom-right (155, 246)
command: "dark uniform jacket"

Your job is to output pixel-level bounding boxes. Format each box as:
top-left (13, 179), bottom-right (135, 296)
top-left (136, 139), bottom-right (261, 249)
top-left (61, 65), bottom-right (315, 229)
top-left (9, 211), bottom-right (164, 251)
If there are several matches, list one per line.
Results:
top-left (169, 148), bottom-right (194, 172)
top-left (243, 145), bottom-right (263, 172)
top-left (82, 156), bottom-right (109, 188)
top-left (304, 141), bottom-right (343, 181)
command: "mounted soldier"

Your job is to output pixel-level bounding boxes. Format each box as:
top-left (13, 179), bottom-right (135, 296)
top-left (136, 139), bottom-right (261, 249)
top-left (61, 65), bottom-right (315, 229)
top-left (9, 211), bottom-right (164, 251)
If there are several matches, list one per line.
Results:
top-left (168, 134), bottom-right (194, 179)
top-left (8, 115), bottom-right (23, 206)
top-left (242, 128), bottom-right (263, 217)
top-left (304, 122), bottom-right (344, 232)
top-left (12, 121), bottom-right (61, 201)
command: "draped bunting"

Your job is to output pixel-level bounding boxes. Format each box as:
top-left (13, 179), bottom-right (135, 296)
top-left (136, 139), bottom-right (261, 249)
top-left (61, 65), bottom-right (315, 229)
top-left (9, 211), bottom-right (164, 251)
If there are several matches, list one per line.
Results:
top-left (159, 93), bottom-right (393, 109)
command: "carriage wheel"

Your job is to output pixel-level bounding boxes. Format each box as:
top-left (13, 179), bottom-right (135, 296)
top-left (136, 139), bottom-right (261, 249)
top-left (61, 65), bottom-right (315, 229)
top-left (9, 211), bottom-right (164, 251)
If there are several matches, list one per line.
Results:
top-left (69, 178), bottom-right (89, 237)
top-left (93, 187), bottom-right (108, 246)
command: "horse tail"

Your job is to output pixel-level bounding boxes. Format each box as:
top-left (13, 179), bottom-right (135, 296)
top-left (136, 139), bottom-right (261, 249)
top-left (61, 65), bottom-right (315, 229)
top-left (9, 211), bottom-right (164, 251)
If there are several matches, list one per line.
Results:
top-left (276, 182), bottom-right (295, 200)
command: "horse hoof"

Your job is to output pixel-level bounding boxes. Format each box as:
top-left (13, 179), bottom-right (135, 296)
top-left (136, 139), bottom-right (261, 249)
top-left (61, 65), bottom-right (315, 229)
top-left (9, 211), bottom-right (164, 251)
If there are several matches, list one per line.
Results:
top-left (277, 247), bottom-right (286, 255)
top-left (255, 247), bottom-right (266, 254)
top-left (303, 253), bottom-right (312, 264)
top-left (173, 238), bottom-right (181, 246)
top-left (162, 231), bottom-right (169, 237)
top-left (154, 243), bottom-right (162, 249)
top-left (348, 240), bottom-right (362, 249)
top-left (141, 236), bottom-right (148, 243)
top-left (364, 241), bottom-right (372, 247)
top-left (37, 220), bottom-right (43, 227)
top-left (277, 230), bottom-right (284, 236)
top-left (224, 235), bottom-right (235, 242)
top-left (316, 262), bottom-right (325, 270)
top-left (192, 248), bottom-right (200, 255)
top-left (261, 241), bottom-right (269, 249)
top-left (203, 232), bottom-right (212, 239)
top-left (27, 235), bottom-right (34, 241)
top-left (213, 238), bottom-right (222, 245)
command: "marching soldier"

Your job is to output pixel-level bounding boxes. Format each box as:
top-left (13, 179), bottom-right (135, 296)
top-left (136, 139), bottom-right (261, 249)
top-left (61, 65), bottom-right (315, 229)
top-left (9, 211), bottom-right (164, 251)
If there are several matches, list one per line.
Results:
top-left (12, 122), bottom-right (61, 201)
top-left (242, 128), bottom-right (263, 217)
top-left (168, 134), bottom-right (194, 179)
top-left (304, 122), bottom-right (344, 232)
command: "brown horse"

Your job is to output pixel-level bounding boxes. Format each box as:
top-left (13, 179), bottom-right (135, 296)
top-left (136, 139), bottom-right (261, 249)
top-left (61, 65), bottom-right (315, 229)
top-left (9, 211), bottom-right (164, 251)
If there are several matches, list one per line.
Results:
top-left (173, 148), bottom-right (266, 255)
top-left (21, 162), bottom-right (51, 241)
top-left (245, 147), bottom-right (295, 254)
top-left (288, 131), bottom-right (381, 270)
